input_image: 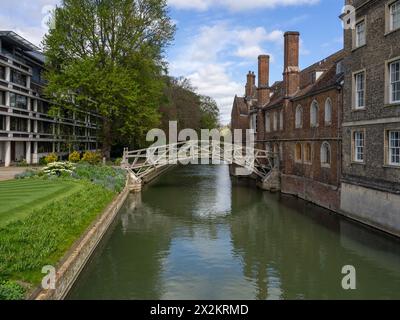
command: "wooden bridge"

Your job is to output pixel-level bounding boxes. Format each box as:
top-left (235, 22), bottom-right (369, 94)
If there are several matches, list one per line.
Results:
top-left (121, 141), bottom-right (280, 191)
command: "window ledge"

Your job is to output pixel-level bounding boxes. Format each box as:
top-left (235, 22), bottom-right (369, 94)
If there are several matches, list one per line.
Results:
top-left (321, 163), bottom-right (331, 168)
top-left (352, 44), bottom-right (366, 52)
top-left (383, 164), bottom-right (400, 169)
top-left (351, 107), bottom-right (366, 112)
top-left (384, 102), bottom-right (400, 108)
top-left (304, 161), bottom-right (312, 165)
top-left (384, 27), bottom-right (400, 37)
top-left (351, 161), bottom-right (366, 166)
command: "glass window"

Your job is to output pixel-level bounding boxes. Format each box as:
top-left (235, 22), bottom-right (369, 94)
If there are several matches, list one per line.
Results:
top-left (305, 143), bottom-right (312, 163)
top-left (389, 131), bottom-right (400, 166)
top-left (295, 143), bottom-right (302, 162)
top-left (273, 112), bottom-right (278, 131)
top-left (265, 113), bottom-right (271, 133)
top-left (10, 117), bottom-right (27, 132)
top-left (325, 98), bottom-right (332, 125)
top-left (321, 142), bottom-right (331, 165)
top-left (10, 93), bottom-right (28, 109)
top-left (11, 69), bottom-right (27, 87)
top-left (0, 91), bottom-right (5, 106)
top-left (356, 20), bottom-right (366, 47)
top-left (280, 110), bottom-right (284, 131)
top-left (354, 131), bottom-right (365, 162)
top-left (310, 101), bottom-right (319, 127)
top-left (390, 1), bottom-right (400, 31)
top-left (295, 106), bottom-right (303, 128)
top-left (0, 66), bottom-right (5, 80)
top-left (355, 72), bottom-right (365, 108)
top-left (390, 60), bottom-right (400, 103)
top-left (0, 115), bottom-right (5, 130)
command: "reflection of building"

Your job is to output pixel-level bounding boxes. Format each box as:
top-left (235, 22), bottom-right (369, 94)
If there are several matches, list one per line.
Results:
top-left (340, 0), bottom-right (400, 236)
top-left (0, 31), bottom-right (101, 167)
top-left (230, 31), bottom-right (345, 211)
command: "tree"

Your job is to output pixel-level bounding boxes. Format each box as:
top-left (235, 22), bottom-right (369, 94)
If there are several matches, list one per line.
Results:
top-left (43, 0), bottom-right (175, 157)
top-left (200, 95), bottom-right (220, 130)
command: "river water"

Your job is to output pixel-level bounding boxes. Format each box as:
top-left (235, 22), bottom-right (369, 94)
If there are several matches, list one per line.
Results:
top-left (68, 165), bottom-right (400, 300)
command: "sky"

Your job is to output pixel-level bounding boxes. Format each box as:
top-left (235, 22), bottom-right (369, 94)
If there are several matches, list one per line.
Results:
top-left (0, 0), bottom-right (345, 124)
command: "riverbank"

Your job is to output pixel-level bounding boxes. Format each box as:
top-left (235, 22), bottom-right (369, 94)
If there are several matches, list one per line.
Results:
top-left (0, 164), bottom-right (126, 300)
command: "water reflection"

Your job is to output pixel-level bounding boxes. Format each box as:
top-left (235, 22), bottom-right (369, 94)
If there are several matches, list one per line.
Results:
top-left (68, 165), bottom-right (400, 300)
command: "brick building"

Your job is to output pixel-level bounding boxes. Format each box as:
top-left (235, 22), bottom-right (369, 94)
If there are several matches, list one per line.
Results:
top-left (340, 0), bottom-right (400, 236)
top-left (231, 32), bottom-right (345, 211)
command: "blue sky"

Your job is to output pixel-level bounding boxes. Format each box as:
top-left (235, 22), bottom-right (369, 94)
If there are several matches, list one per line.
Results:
top-left (0, 0), bottom-right (345, 124)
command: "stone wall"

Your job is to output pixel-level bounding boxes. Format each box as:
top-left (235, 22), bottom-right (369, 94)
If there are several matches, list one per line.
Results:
top-left (341, 182), bottom-right (400, 237)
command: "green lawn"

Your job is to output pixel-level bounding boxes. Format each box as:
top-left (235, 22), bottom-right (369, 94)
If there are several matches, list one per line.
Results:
top-left (0, 180), bottom-right (82, 228)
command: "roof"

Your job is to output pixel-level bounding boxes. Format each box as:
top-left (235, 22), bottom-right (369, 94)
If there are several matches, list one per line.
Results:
top-left (234, 96), bottom-right (249, 116)
top-left (263, 49), bottom-right (345, 109)
top-left (0, 31), bottom-right (41, 52)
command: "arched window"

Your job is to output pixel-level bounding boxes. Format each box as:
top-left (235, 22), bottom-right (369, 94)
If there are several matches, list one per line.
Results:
top-left (321, 142), bottom-right (331, 166)
top-left (280, 110), bottom-right (284, 131)
top-left (325, 98), bottom-right (332, 125)
top-left (265, 112), bottom-right (271, 132)
top-left (273, 112), bottom-right (278, 131)
top-left (305, 143), bottom-right (312, 163)
top-left (310, 100), bottom-right (319, 127)
top-left (295, 105), bottom-right (303, 129)
top-left (295, 143), bottom-right (302, 162)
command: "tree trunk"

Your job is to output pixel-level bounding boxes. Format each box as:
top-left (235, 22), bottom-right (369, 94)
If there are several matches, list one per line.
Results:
top-left (102, 118), bottom-right (112, 160)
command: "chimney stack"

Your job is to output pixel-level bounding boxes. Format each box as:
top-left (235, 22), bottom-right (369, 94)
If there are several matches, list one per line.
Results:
top-left (258, 55), bottom-right (270, 107)
top-left (283, 31), bottom-right (300, 97)
top-left (245, 71), bottom-right (256, 98)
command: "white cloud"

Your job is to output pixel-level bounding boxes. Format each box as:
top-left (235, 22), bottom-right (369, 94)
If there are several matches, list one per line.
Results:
top-left (170, 23), bottom-right (283, 124)
top-left (169, 0), bottom-right (319, 11)
top-left (0, 0), bottom-right (60, 47)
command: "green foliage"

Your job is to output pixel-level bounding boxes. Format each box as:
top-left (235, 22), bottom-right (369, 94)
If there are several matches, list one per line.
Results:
top-left (43, 0), bottom-right (175, 153)
top-left (73, 164), bottom-right (126, 193)
top-left (0, 281), bottom-right (25, 300)
top-left (114, 158), bottom-right (123, 166)
top-left (160, 77), bottom-right (220, 133)
top-left (43, 162), bottom-right (75, 177)
top-left (16, 160), bottom-right (28, 167)
top-left (39, 157), bottom-right (47, 166)
top-left (81, 151), bottom-right (102, 165)
top-left (68, 151), bottom-right (81, 163)
top-left (0, 181), bottom-right (114, 286)
top-left (15, 170), bottom-right (38, 180)
top-left (44, 153), bottom-right (58, 164)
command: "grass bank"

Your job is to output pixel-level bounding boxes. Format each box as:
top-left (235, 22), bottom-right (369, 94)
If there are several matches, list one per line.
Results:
top-left (0, 164), bottom-right (126, 300)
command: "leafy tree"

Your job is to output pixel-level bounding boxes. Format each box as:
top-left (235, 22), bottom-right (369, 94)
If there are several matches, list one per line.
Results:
top-left (200, 95), bottom-right (220, 130)
top-left (43, 0), bottom-right (175, 157)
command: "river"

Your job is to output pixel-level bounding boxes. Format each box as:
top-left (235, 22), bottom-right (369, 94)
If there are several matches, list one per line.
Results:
top-left (67, 165), bottom-right (400, 300)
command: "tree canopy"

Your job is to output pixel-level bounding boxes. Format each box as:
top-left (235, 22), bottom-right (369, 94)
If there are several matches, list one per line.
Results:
top-left (43, 0), bottom-right (175, 155)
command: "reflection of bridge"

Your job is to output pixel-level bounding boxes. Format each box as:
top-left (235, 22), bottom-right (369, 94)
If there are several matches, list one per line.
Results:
top-left (121, 141), bottom-right (280, 190)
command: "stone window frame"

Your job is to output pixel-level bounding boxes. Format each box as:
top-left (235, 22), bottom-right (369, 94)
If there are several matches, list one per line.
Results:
top-left (351, 129), bottom-right (366, 164)
top-left (384, 56), bottom-right (400, 105)
top-left (384, 129), bottom-right (400, 167)
top-left (324, 97), bottom-right (332, 126)
top-left (385, 0), bottom-right (400, 35)
top-left (304, 142), bottom-right (313, 165)
top-left (352, 69), bottom-right (367, 110)
top-left (310, 100), bottom-right (319, 128)
top-left (320, 141), bottom-right (331, 168)
top-left (294, 142), bottom-right (303, 164)
top-left (295, 105), bottom-right (303, 129)
top-left (352, 16), bottom-right (367, 50)
top-left (265, 112), bottom-right (271, 133)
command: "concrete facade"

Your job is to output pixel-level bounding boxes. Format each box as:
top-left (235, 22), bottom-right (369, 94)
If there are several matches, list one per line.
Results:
top-left (0, 31), bottom-right (101, 167)
top-left (340, 0), bottom-right (400, 236)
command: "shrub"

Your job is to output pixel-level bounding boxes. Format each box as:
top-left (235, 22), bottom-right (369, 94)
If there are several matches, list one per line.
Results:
top-left (42, 162), bottom-right (75, 177)
top-left (114, 158), bottom-right (123, 166)
top-left (39, 157), bottom-right (47, 166)
top-left (44, 153), bottom-right (58, 164)
top-left (81, 151), bottom-right (102, 165)
top-left (16, 159), bottom-right (28, 167)
top-left (15, 170), bottom-right (38, 180)
top-left (68, 151), bottom-right (81, 163)
top-left (0, 281), bottom-right (25, 300)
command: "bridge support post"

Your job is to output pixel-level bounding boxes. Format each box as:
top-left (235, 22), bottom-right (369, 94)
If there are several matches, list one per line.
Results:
top-left (258, 168), bottom-right (281, 192)
top-left (128, 172), bottom-right (142, 193)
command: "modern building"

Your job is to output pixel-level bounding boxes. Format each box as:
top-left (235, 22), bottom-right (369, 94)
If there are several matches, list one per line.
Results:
top-left (231, 32), bottom-right (345, 211)
top-left (0, 31), bottom-right (101, 167)
top-left (340, 0), bottom-right (400, 236)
